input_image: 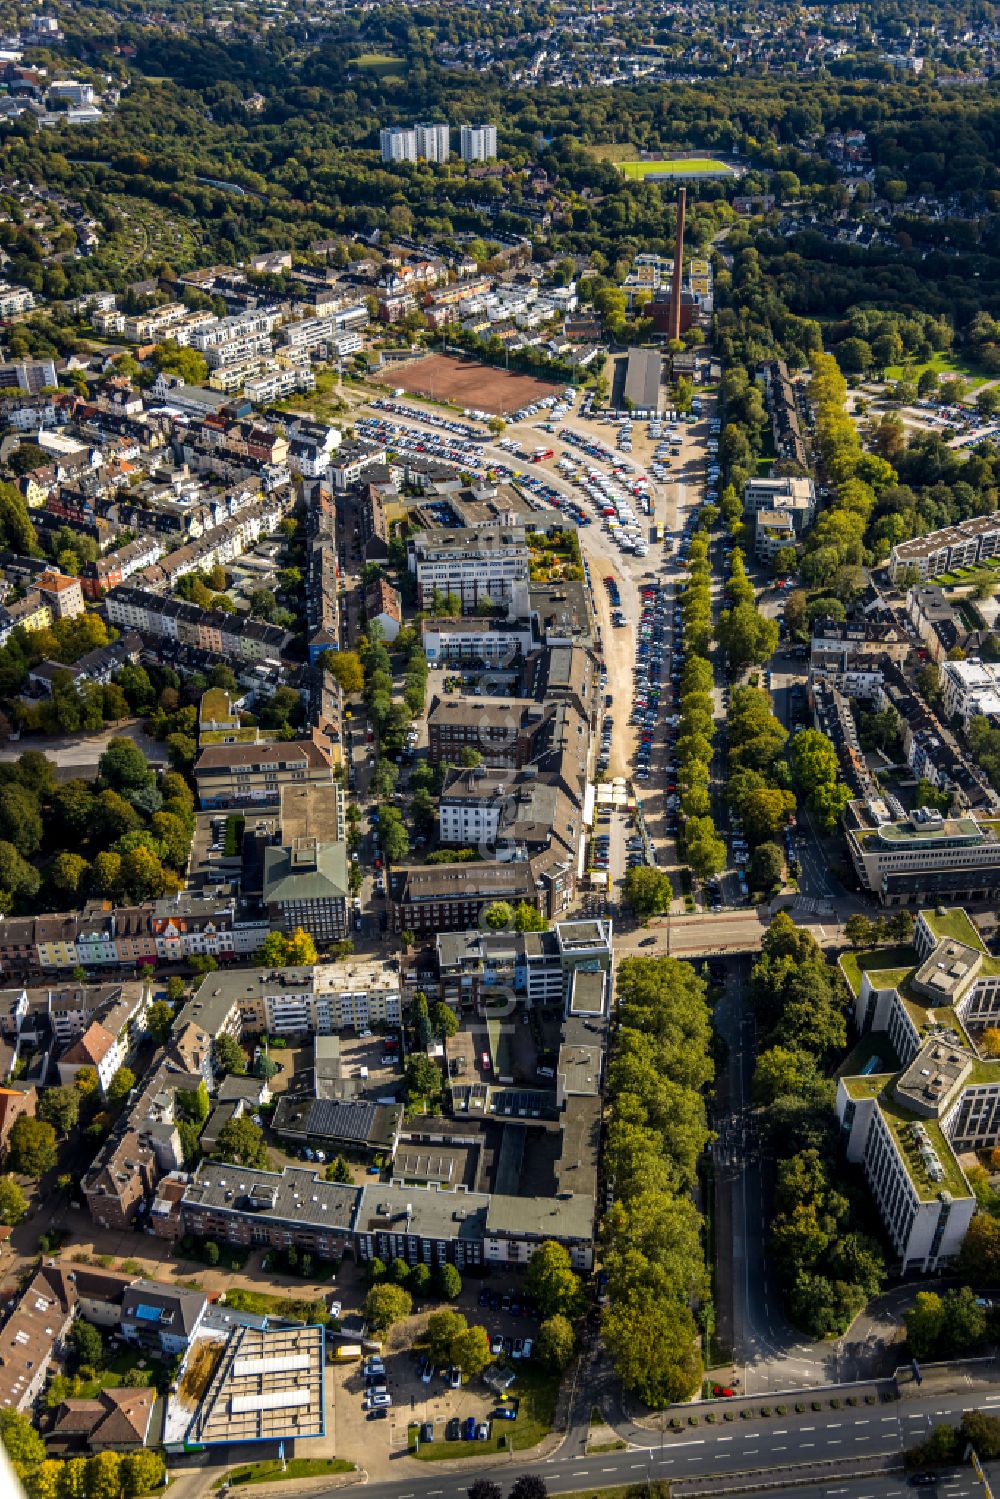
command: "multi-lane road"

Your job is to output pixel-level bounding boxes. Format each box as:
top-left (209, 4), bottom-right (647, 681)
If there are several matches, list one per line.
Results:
top-left (302, 1381), bottom-right (1000, 1499)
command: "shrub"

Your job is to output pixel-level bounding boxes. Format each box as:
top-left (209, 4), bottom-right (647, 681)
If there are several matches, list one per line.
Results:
top-left (706, 1413), bottom-right (717, 1424)
top-left (724, 1410), bottom-right (735, 1422)
top-left (812, 1400), bottom-right (822, 1411)
top-left (795, 1402), bottom-right (805, 1413)
top-left (761, 1406), bottom-right (772, 1417)
top-left (847, 1396), bottom-right (858, 1407)
top-left (865, 1394), bottom-right (876, 1405)
top-left (687, 1415), bottom-right (699, 1427)
top-left (741, 1409), bottom-right (752, 1420)
top-left (776, 1405), bottom-right (787, 1416)
top-left (831, 1398), bottom-right (841, 1409)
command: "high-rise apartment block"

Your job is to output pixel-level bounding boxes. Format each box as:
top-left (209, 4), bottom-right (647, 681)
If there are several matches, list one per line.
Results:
top-left (380, 122), bottom-right (451, 163)
top-left (460, 123), bottom-right (498, 161)
top-left (415, 121), bottom-right (450, 161)
top-left (380, 126), bottom-right (417, 163)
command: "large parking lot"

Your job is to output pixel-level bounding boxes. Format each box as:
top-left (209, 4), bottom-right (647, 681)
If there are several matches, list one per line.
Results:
top-left (331, 1281), bottom-right (556, 1476)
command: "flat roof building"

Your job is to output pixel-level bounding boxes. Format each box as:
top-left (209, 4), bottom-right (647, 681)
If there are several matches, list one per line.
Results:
top-left (890, 512), bottom-right (1000, 582)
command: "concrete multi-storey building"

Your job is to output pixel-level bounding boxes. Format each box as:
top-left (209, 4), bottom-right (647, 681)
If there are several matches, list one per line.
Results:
top-left (193, 732), bottom-right (336, 809)
top-left (460, 123), bottom-right (498, 161)
top-left (834, 907), bottom-right (1000, 1272)
top-left (889, 513), bottom-right (1000, 582)
top-left (940, 658), bottom-right (1000, 728)
top-left (380, 126), bottom-right (417, 163)
top-left (844, 800), bottom-right (1000, 907)
top-left (415, 122), bottom-right (450, 161)
top-left (409, 527), bottom-right (530, 614)
top-left (421, 617), bottom-right (533, 665)
top-left (388, 861), bottom-right (542, 934)
top-left (743, 475), bottom-right (816, 560)
top-left (180, 957), bottom-right (403, 1042)
top-left (432, 918), bottom-right (613, 1010)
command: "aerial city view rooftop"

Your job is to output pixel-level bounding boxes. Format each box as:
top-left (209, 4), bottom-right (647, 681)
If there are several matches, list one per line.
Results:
top-left (4, 1), bottom-right (1000, 1498)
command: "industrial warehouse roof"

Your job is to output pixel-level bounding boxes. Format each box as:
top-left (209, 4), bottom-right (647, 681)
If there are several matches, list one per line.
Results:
top-left (623, 348), bottom-right (662, 410)
top-left (186, 1323), bottom-right (325, 1447)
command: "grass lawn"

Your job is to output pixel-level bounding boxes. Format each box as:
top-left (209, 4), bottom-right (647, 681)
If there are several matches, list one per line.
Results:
top-left (619, 158), bottom-right (734, 179)
top-left (274, 365), bottom-right (351, 423)
top-left (921, 906), bottom-right (985, 949)
top-left (585, 144), bottom-right (641, 162)
top-left (883, 349), bottom-right (988, 390)
top-left (350, 53), bottom-right (405, 75)
top-left (223, 1288), bottom-right (332, 1324)
top-left (217, 1458), bottom-right (354, 1487)
top-left (76, 1345), bottom-right (168, 1397)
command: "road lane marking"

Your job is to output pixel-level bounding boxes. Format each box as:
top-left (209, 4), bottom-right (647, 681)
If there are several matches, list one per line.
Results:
top-left (801, 1443), bottom-right (814, 1449)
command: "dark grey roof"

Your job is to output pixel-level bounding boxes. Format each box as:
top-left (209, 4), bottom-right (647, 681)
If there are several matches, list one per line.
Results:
top-left (121, 1279), bottom-right (207, 1337)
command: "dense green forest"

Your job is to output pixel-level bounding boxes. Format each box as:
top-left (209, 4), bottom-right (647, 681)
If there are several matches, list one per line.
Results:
top-left (0, 2), bottom-right (998, 332)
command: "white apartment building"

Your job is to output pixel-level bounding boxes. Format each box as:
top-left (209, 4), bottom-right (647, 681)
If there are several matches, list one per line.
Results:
top-left (183, 959), bottom-right (402, 1040)
top-left (48, 79), bottom-right (94, 105)
top-left (0, 283), bottom-right (35, 317)
top-left (460, 123), bottom-right (498, 161)
top-left (834, 907), bottom-right (1000, 1273)
top-left (416, 122), bottom-right (450, 161)
top-left (421, 618), bottom-right (534, 665)
top-left (889, 512), bottom-right (1000, 582)
top-left (837, 1079), bottom-right (975, 1273)
top-left (940, 658), bottom-right (1000, 728)
top-left (381, 126), bottom-right (417, 163)
top-left (281, 309), bottom-right (367, 353)
top-left (190, 311), bottom-right (280, 351)
top-left (203, 332), bottom-right (273, 370)
top-left (439, 789), bottom-right (505, 845)
top-left (743, 476), bottom-right (816, 559)
top-left (380, 122), bottom-right (450, 162)
top-left (244, 367), bottom-right (316, 404)
top-left (409, 528), bottom-right (531, 614)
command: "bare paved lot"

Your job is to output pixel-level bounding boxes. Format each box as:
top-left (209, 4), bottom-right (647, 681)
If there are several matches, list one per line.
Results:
top-left (389, 355), bottom-right (562, 417)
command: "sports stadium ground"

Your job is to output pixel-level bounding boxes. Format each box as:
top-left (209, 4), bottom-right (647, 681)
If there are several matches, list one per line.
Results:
top-left (619, 157), bottom-right (735, 179)
top-left (388, 354), bottom-right (562, 416)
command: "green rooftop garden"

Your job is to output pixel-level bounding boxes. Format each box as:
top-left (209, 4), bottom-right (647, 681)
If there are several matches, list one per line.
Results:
top-left (841, 1073), bottom-right (893, 1101)
top-left (839, 944), bottom-right (918, 998)
top-left (920, 908), bottom-right (986, 951)
top-left (879, 1095), bottom-right (970, 1202)
top-left (967, 1058), bottom-right (1000, 1085)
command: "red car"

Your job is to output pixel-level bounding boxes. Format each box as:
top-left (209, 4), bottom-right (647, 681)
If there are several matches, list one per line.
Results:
top-left (712, 1385), bottom-right (735, 1398)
